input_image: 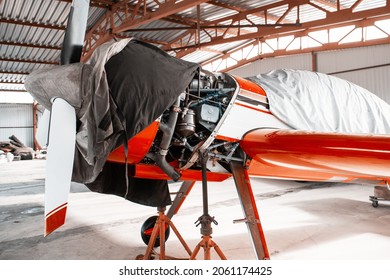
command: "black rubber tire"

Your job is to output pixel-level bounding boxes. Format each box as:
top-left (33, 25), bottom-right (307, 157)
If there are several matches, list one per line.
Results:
top-left (372, 201), bottom-right (379, 208)
top-left (140, 216), bottom-right (170, 247)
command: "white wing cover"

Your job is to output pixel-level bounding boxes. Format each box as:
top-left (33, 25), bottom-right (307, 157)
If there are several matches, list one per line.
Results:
top-left (248, 69), bottom-right (390, 134)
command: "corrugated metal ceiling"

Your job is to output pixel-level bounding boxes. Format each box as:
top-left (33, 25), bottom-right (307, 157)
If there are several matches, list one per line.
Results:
top-left (0, 0), bottom-right (389, 103)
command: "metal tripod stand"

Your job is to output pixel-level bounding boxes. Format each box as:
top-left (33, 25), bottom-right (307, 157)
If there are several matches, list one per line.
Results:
top-left (140, 205), bottom-right (193, 260)
top-left (189, 149), bottom-right (227, 260)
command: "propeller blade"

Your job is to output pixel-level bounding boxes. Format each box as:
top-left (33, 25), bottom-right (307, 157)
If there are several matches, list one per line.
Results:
top-left (61, 0), bottom-right (90, 64)
top-left (44, 98), bottom-right (76, 236)
top-left (44, 0), bottom-right (90, 235)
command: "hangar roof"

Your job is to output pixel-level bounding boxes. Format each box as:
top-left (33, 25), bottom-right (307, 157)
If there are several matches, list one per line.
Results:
top-left (1, 0), bottom-right (389, 102)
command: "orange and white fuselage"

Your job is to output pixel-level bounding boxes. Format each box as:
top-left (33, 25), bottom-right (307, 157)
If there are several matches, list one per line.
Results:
top-left (107, 74), bottom-right (390, 187)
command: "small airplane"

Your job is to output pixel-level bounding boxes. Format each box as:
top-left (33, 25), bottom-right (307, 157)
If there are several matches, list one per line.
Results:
top-left (24, 0), bottom-right (390, 260)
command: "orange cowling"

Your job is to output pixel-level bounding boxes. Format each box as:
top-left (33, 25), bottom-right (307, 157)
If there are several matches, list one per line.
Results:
top-left (107, 121), bottom-right (160, 164)
top-left (232, 75), bottom-right (267, 96)
top-left (242, 128), bottom-right (390, 182)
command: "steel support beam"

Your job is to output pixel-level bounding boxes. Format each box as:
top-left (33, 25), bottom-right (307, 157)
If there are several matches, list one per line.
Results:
top-left (81, 0), bottom-right (209, 61)
top-left (0, 89), bottom-right (27, 92)
top-left (113, 0), bottom-right (209, 34)
top-left (165, 0), bottom-right (390, 58)
top-left (207, 0), bottom-right (245, 12)
top-left (202, 15), bottom-right (390, 72)
top-left (0, 57), bottom-right (59, 65)
top-left (0, 71), bottom-right (30, 75)
top-left (57, 0), bottom-right (113, 8)
top-left (0, 81), bottom-right (25, 84)
top-left (161, 0), bottom-right (305, 55)
top-left (0, 41), bottom-right (61, 50)
top-left (0, 18), bottom-right (65, 30)
top-left (33, 101), bottom-right (42, 151)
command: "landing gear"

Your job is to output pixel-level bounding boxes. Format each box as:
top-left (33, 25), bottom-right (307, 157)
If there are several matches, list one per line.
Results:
top-left (137, 180), bottom-right (195, 260)
top-left (230, 160), bottom-right (270, 260)
top-left (137, 206), bottom-right (193, 260)
top-left (141, 215), bottom-right (170, 247)
top-left (137, 150), bottom-right (270, 260)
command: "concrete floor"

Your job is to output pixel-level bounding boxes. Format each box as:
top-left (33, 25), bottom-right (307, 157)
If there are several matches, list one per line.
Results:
top-left (1, 159), bottom-right (390, 260)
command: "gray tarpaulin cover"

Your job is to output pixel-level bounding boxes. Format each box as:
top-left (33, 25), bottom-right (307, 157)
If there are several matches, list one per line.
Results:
top-left (25, 39), bottom-right (199, 206)
top-left (248, 69), bottom-right (390, 134)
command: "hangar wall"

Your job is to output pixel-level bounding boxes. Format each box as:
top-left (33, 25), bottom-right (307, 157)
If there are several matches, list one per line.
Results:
top-left (228, 44), bottom-right (390, 104)
top-left (318, 44), bottom-right (390, 103)
top-left (228, 53), bottom-right (313, 77)
top-left (0, 103), bottom-right (34, 148)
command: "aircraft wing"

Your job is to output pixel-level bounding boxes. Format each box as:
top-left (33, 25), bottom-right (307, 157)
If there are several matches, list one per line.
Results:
top-left (240, 128), bottom-right (390, 180)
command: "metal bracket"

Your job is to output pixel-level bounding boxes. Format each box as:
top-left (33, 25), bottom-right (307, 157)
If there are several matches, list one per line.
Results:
top-left (172, 105), bottom-right (182, 113)
top-left (169, 192), bottom-right (187, 199)
top-left (233, 216), bottom-right (260, 225)
top-left (159, 148), bottom-right (169, 156)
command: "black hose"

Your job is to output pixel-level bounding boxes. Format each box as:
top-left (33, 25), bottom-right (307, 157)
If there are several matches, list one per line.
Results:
top-left (152, 98), bottom-right (181, 181)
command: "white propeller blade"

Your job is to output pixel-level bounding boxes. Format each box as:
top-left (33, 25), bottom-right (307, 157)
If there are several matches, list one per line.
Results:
top-left (44, 98), bottom-right (76, 236)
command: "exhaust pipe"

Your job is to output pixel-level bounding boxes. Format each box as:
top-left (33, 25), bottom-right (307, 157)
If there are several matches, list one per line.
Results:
top-left (148, 98), bottom-right (181, 181)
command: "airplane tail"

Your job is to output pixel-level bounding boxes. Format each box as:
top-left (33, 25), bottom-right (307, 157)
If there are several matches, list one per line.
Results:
top-left (43, 0), bottom-right (90, 235)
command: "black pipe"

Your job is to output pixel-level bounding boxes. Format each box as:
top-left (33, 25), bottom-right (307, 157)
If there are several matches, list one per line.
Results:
top-left (151, 98), bottom-right (181, 181)
top-left (200, 149), bottom-right (209, 216)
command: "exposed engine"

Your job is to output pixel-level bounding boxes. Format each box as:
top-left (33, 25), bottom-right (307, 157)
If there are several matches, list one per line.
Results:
top-left (145, 71), bottom-right (239, 180)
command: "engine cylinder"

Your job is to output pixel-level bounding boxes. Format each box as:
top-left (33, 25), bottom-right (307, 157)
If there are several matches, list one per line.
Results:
top-left (176, 109), bottom-right (196, 137)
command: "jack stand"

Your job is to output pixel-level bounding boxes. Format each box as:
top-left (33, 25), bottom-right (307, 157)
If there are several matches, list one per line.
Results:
top-left (190, 150), bottom-right (227, 260)
top-left (139, 206), bottom-right (193, 260)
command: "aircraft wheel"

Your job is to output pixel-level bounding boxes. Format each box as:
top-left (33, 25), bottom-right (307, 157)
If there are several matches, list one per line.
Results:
top-left (140, 216), bottom-right (170, 247)
top-left (372, 201), bottom-right (379, 208)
